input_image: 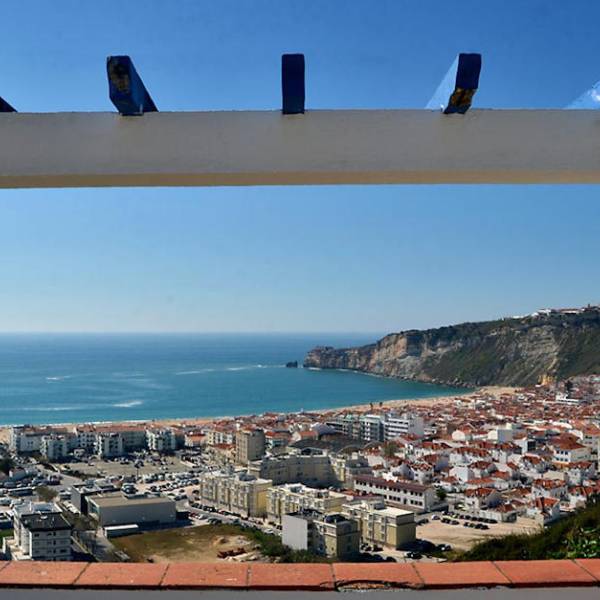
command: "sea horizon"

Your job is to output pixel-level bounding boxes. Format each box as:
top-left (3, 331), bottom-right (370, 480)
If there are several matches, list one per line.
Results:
top-left (0, 332), bottom-right (467, 426)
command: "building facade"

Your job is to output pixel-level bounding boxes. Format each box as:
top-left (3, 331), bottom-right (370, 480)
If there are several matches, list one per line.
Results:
top-left (87, 493), bottom-right (176, 527)
top-left (266, 483), bottom-right (347, 524)
top-left (384, 413), bottom-right (425, 440)
top-left (146, 428), bottom-right (177, 453)
top-left (342, 498), bottom-right (415, 549)
top-left (282, 511), bottom-right (359, 559)
top-left (248, 450), bottom-right (334, 487)
top-left (353, 475), bottom-right (437, 511)
top-left (235, 429), bottom-right (266, 464)
top-left (6, 502), bottom-right (72, 561)
top-left (197, 470), bottom-right (272, 518)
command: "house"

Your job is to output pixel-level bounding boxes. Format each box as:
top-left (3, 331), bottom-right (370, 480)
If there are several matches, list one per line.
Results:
top-left (527, 497), bottom-right (561, 525)
top-left (463, 487), bottom-right (502, 510)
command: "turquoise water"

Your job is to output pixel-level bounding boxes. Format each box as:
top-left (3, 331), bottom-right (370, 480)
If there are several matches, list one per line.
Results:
top-left (0, 334), bottom-right (466, 425)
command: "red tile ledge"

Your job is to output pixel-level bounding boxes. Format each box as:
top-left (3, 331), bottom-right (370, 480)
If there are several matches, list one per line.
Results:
top-left (161, 562), bottom-right (249, 589)
top-left (75, 562), bottom-right (168, 588)
top-left (494, 560), bottom-right (597, 587)
top-left (415, 561), bottom-right (510, 589)
top-left (248, 563), bottom-right (335, 590)
top-left (0, 561), bottom-right (88, 587)
top-left (0, 560), bottom-right (598, 590)
top-left (333, 563), bottom-right (423, 589)
top-left (575, 559), bottom-right (600, 582)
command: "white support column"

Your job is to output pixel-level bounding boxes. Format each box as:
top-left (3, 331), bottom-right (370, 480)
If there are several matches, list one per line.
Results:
top-left (1, 110), bottom-right (600, 188)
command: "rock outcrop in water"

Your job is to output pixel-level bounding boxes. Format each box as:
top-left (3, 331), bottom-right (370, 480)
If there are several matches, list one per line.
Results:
top-left (304, 307), bottom-right (600, 387)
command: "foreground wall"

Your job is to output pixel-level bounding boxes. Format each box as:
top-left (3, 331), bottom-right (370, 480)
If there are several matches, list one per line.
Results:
top-left (1, 110), bottom-right (600, 188)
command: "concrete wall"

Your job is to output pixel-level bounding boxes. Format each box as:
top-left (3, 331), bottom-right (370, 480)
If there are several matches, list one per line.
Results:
top-left (2, 110), bottom-right (600, 188)
top-left (282, 514), bottom-right (309, 551)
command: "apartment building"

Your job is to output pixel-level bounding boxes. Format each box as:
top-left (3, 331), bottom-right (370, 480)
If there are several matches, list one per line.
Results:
top-left (553, 439), bottom-right (591, 464)
top-left (360, 414), bottom-right (385, 443)
top-left (73, 426), bottom-right (97, 453)
top-left (116, 427), bottom-right (148, 452)
top-left (266, 483), bottom-right (347, 524)
top-left (235, 428), bottom-right (266, 464)
top-left (94, 432), bottom-right (125, 458)
top-left (330, 454), bottom-right (372, 488)
top-left (248, 449), bottom-right (334, 486)
top-left (282, 511), bottom-right (359, 559)
top-left (384, 413), bottom-right (425, 440)
top-left (10, 426), bottom-right (68, 454)
top-left (353, 475), bottom-right (437, 511)
top-left (5, 502), bottom-right (72, 561)
top-left (206, 427), bottom-right (236, 446)
top-left (325, 415), bottom-right (361, 439)
top-left (342, 497), bottom-right (416, 549)
top-left (146, 428), bottom-right (177, 453)
top-left (40, 434), bottom-right (71, 461)
top-left (197, 470), bottom-right (272, 518)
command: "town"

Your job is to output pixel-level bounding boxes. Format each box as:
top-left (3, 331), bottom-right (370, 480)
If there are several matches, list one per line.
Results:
top-left (1, 374), bottom-right (599, 564)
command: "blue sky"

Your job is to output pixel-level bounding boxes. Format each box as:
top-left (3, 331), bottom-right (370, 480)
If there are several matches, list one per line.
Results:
top-left (1, 1), bottom-right (599, 333)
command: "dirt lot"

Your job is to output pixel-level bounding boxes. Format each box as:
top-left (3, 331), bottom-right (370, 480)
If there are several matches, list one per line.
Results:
top-left (112, 524), bottom-right (261, 563)
top-left (417, 517), bottom-right (541, 552)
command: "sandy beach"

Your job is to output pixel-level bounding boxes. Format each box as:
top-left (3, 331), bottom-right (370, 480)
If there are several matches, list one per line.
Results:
top-left (0, 386), bottom-right (517, 443)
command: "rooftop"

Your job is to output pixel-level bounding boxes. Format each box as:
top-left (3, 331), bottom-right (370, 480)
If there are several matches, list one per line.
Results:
top-left (88, 494), bottom-right (174, 508)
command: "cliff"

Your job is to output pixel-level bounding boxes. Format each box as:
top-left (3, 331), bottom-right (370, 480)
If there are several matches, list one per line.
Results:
top-left (303, 308), bottom-right (600, 387)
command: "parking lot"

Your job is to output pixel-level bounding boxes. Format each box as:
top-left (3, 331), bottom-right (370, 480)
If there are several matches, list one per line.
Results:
top-left (417, 513), bottom-right (540, 552)
top-left (64, 454), bottom-right (194, 481)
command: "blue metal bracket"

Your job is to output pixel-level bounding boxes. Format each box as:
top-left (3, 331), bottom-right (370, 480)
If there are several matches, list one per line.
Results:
top-left (282, 54), bottom-right (305, 114)
top-left (426, 53), bottom-right (482, 114)
top-left (0, 97), bottom-right (16, 112)
top-left (106, 55), bottom-right (157, 116)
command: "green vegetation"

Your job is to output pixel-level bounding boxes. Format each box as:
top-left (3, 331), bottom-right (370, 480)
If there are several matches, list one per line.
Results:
top-left (0, 457), bottom-right (14, 475)
top-left (312, 309), bottom-right (600, 387)
top-left (383, 442), bottom-right (398, 458)
top-left (34, 485), bottom-right (58, 502)
top-left (457, 498), bottom-right (600, 561)
top-left (0, 529), bottom-right (13, 540)
top-left (243, 527), bottom-right (330, 563)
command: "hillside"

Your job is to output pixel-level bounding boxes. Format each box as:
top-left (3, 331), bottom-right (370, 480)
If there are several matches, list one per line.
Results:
top-left (456, 499), bottom-right (600, 561)
top-left (303, 307), bottom-right (600, 387)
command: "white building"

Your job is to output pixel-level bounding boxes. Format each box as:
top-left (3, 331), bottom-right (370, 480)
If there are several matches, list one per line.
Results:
top-left (282, 511), bottom-right (359, 560)
top-left (146, 429), bottom-right (177, 453)
top-left (267, 483), bottom-right (348, 524)
top-left (94, 432), bottom-right (125, 458)
top-left (353, 475), bottom-right (437, 512)
top-left (10, 426), bottom-right (59, 454)
top-left (40, 435), bottom-right (71, 461)
top-left (385, 413), bottom-right (425, 440)
top-left (5, 502), bottom-right (72, 561)
top-left (360, 414), bottom-right (385, 443)
top-left (87, 493), bottom-right (176, 527)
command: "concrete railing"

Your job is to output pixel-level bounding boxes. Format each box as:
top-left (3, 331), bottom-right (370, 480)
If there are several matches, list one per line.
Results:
top-left (0, 560), bottom-right (599, 590)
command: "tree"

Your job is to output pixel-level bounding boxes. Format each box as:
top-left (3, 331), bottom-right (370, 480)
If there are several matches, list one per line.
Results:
top-left (0, 457), bottom-right (13, 475)
top-left (35, 485), bottom-right (58, 502)
top-left (383, 442), bottom-right (398, 458)
top-left (436, 487), bottom-right (447, 502)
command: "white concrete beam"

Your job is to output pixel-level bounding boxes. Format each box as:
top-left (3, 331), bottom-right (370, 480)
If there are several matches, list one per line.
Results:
top-left (1, 110), bottom-right (600, 188)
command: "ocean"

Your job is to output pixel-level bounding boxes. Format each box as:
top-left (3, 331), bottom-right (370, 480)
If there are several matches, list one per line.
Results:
top-left (0, 333), bottom-right (466, 426)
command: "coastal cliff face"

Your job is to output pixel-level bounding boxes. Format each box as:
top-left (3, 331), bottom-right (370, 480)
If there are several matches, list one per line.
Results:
top-left (304, 309), bottom-right (600, 387)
